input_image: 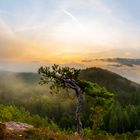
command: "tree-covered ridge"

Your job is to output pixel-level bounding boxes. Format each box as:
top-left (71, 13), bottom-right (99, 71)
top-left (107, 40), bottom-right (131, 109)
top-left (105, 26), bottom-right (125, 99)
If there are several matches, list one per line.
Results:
top-left (103, 102), bottom-right (140, 134)
top-left (80, 67), bottom-right (140, 105)
top-left (80, 67), bottom-right (140, 93)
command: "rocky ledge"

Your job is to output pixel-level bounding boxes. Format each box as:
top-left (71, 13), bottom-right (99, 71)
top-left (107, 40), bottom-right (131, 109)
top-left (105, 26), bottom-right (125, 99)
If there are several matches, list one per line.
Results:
top-left (0, 121), bottom-right (33, 132)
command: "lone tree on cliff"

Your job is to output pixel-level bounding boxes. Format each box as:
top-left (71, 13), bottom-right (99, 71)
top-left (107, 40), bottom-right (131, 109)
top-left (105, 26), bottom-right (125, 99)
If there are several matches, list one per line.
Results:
top-left (38, 64), bottom-right (113, 133)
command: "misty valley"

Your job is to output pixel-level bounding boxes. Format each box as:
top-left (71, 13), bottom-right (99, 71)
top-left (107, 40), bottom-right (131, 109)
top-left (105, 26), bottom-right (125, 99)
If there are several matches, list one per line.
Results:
top-left (0, 67), bottom-right (140, 139)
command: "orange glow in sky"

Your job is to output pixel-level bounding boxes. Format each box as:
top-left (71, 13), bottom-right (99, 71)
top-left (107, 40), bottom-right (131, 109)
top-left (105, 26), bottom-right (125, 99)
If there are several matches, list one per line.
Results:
top-left (0, 0), bottom-right (140, 72)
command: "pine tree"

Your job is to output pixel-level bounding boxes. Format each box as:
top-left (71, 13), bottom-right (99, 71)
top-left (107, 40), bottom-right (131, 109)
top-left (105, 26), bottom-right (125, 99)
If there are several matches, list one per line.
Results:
top-left (38, 64), bottom-right (113, 133)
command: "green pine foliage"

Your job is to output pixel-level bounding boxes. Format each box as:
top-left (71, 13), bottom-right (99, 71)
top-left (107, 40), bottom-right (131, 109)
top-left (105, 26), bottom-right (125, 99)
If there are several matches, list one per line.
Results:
top-left (0, 104), bottom-right (50, 127)
top-left (103, 102), bottom-right (140, 134)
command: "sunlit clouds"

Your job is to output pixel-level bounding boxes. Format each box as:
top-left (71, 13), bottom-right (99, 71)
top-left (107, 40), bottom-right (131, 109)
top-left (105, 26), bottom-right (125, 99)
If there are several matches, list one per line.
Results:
top-left (0, 0), bottom-right (140, 72)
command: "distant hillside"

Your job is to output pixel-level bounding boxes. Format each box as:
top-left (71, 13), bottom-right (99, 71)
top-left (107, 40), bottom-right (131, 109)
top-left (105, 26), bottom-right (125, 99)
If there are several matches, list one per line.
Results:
top-left (0, 67), bottom-right (140, 106)
top-left (80, 67), bottom-right (140, 105)
top-left (16, 72), bottom-right (40, 84)
top-left (0, 71), bottom-right (39, 84)
top-left (80, 67), bottom-right (140, 92)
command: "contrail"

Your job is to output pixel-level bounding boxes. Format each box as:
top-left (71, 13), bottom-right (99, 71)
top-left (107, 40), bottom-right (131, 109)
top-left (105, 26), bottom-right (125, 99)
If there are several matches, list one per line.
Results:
top-left (62, 9), bottom-right (82, 27)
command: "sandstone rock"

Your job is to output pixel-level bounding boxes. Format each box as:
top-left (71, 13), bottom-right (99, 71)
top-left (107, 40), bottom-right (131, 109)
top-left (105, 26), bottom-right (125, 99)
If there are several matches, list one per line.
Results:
top-left (4, 121), bottom-right (33, 132)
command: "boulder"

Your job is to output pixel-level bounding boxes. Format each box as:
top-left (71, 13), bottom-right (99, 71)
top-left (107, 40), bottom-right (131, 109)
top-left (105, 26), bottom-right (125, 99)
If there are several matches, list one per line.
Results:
top-left (3, 121), bottom-right (33, 132)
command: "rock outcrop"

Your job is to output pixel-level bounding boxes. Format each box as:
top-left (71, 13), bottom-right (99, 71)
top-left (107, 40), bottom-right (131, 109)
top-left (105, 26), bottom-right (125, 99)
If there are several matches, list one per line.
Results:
top-left (0, 121), bottom-right (33, 132)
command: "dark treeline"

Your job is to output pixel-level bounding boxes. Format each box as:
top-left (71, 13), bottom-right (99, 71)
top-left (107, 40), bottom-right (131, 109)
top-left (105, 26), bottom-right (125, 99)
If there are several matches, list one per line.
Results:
top-left (80, 67), bottom-right (140, 106)
top-left (103, 102), bottom-right (140, 134)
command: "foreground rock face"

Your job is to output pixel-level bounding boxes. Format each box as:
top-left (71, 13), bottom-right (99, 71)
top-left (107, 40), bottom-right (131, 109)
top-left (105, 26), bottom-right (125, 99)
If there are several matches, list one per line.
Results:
top-left (0, 121), bottom-right (33, 132)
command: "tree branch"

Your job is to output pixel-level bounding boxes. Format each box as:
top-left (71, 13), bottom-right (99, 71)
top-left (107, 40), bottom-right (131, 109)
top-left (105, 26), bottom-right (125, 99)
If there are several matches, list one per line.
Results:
top-left (63, 79), bottom-right (80, 90)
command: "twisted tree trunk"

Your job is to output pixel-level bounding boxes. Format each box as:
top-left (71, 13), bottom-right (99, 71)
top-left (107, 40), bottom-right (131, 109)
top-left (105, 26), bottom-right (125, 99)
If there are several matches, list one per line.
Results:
top-left (76, 88), bottom-right (83, 134)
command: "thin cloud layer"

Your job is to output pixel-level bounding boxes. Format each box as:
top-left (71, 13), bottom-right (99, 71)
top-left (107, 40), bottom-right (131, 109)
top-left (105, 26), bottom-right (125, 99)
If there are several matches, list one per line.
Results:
top-left (0, 0), bottom-right (140, 71)
top-left (96, 58), bottom-right (140, 67)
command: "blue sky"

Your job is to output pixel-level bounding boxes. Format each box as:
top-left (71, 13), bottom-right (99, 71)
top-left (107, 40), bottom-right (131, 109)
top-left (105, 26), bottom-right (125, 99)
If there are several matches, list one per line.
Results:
top-left (0, 0), bottom-right (140, 72)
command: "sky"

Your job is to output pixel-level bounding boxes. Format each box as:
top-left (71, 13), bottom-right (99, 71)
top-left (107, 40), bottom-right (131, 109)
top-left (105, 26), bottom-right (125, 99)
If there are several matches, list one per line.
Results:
top-left (0, 0), bottom-right (140, 76)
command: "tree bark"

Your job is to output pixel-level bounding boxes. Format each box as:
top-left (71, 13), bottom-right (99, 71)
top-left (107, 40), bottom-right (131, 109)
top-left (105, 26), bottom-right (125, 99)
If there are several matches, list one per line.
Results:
top-left (76, 88), bottom-right (83, 134)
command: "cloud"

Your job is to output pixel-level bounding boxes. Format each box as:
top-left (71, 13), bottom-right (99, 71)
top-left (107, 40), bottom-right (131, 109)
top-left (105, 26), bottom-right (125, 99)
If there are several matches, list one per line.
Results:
top-left (0, 30), bottom-right (59, 62)
top-left (79, 0), bottom-right (112, 13)
top-left (62, 62), bottom-right (86, 69)
top-left (0, 18), bottom-right (15, 38)
top-left (62, 9), bottom-right (82, 26)
top-left (14, 24), bottom-right (46, 33)
top-left (90, 0), bottom-right (111, 13)
top-left (97, 58), bottom-right (140, 67)
top-left (108, 64), bottom-right (123, 68)
top-left (81, 59), bottom-right (93, 63)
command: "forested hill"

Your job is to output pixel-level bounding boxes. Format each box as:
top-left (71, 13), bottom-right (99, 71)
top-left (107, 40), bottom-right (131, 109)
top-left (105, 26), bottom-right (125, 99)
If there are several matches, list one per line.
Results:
top-left (80, 67), bottom-right (140, 105)
top-left (0, 71), bottom-right (39, 84)
top-left (0, 67), bottom-right (140, 105)
top-left (1, 67), bottom-right (140, 93)
top-left (80, 67), bottom-right (140, 93)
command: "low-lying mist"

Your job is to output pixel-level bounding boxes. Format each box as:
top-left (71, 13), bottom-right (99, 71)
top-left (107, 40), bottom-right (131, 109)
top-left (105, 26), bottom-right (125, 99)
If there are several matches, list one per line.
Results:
top-left (0, 71), bottom-right (78, 122)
